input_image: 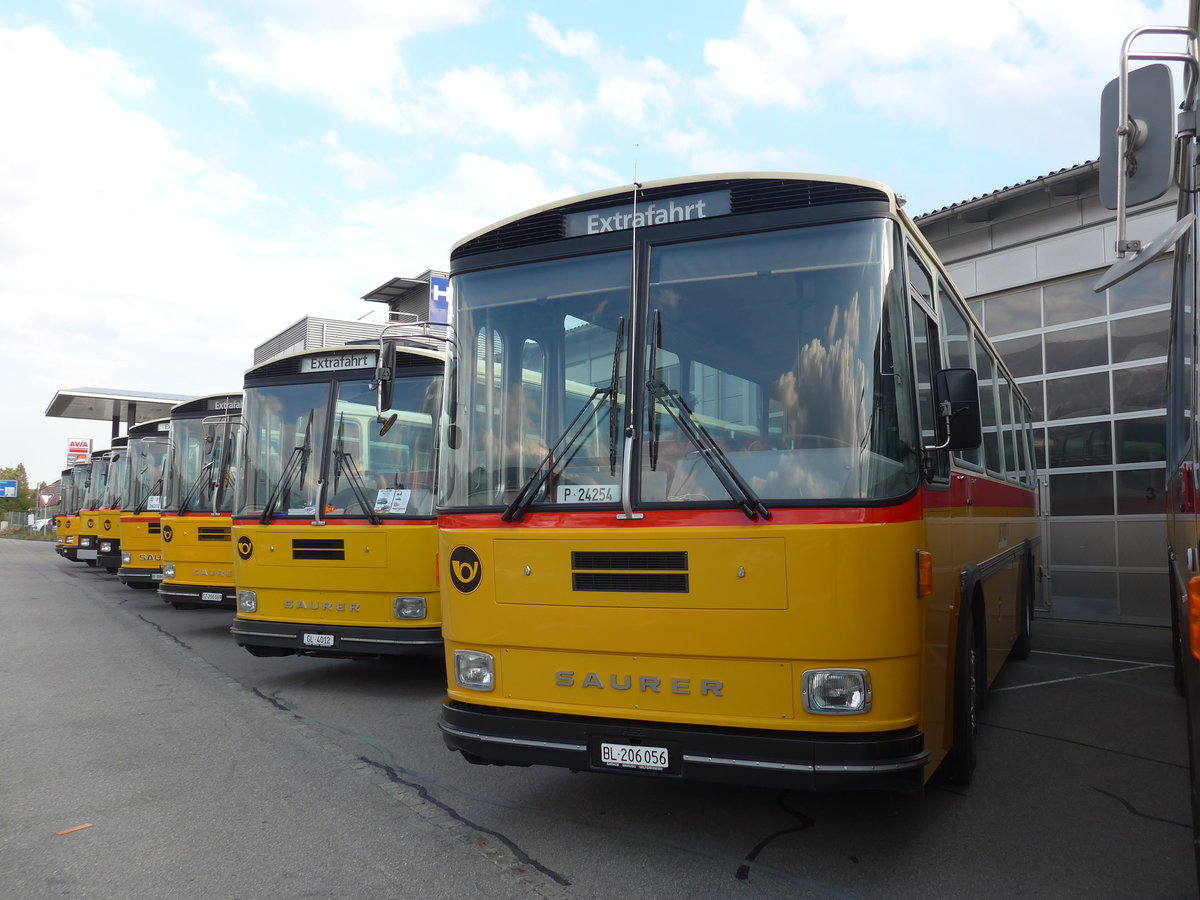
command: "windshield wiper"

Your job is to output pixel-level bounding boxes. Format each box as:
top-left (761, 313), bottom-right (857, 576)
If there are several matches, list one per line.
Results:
top-left (646, 309), bottom-right (770, 521)
top-left (179, 461), bottom-right (212, 515)
top-left (502, 317), bottom-right (625, 522)
top-left (134, 473), bottom-right (164, 515)
top-left (332, 413), bottom-right (380, 524)
top-left (260, 412), bottom-right (314, 524)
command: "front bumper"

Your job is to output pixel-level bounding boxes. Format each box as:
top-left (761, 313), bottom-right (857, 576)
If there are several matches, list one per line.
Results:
top-left (439, 701), bottom-right (928, 795)
top-left (119, 567), bottom-right (163, 586)
top-left (230, 618), bottom-right (442, 658)
top-left (158, 582), bottom-right (235, 609)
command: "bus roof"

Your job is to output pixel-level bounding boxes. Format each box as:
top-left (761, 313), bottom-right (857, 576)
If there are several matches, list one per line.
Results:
top-left (452, 171), bottom-right (900, 255)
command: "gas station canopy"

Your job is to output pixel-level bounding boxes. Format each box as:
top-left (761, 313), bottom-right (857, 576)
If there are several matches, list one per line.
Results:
top-left (44, 387), bottom-right (191, 438)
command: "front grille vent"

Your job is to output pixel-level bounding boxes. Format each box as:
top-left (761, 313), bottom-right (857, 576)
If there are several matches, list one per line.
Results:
top-left (148, 522), bottom-right (161, 535)
top-left (198, 527), bottom-right (231, 542)
top-left (570, 550), bottom-right (689, 593)
top-left (292, 538), bottom-right (346, 561)
top-left (572, 551), bottom-right (688, 570)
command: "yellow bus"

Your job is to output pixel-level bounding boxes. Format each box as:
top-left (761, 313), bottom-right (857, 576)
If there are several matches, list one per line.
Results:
top-left (231, 330), bottom-right (445, 659)
top-left (158, 393), bottom-right (242, 609)
top-left (1094, 7), bottom-right (1200, 875)
top-left (94, 437), bottom-right (129, 575)
top-left (77, 447), bottom-right (114, 570)
top-left (437, 174), bottom-right (1041, 793)
top-left (55, 463), bottom-right (87, 562)
top-left (118, 417), bottom-right (171, 589)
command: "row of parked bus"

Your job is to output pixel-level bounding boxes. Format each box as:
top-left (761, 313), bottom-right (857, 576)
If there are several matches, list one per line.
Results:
top-left (53, 172), bottom-right (1041, 796)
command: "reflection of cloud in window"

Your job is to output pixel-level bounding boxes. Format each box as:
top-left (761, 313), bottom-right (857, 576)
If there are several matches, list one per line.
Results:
top-left (775, 293), bottom-right (868, 443)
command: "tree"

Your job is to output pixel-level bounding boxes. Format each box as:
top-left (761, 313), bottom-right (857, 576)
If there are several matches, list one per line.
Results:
top-left (0, 464), bottom-right (34, 513)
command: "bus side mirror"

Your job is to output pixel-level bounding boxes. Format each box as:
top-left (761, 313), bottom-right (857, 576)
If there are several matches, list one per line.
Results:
top-left (376, 339), bottom-right (397, 416)
top-left (930, 368), bottom-right (981, 452)
top-left (1099, 63), bottom-right (1175, 210)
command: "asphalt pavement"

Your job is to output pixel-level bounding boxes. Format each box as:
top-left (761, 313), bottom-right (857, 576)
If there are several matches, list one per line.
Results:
top-left (2, 537), bottom-right (1195, 899)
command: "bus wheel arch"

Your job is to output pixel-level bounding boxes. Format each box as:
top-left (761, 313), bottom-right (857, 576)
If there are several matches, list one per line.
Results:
top-left (937, 576), bottom-right (986, 785)
top-left (1011, 545), bottom-right (1035, 660)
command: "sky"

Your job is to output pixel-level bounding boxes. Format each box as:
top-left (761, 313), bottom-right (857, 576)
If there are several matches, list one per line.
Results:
top-left (0, 0), bottom-right (1190, 491)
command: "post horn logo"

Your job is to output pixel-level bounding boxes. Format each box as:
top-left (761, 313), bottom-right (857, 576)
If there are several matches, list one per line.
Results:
top-left (103, 520), bottom-right (111, 531)
top-left (162, 524), bottom-right (173, 542)
top-left (236, 536), bottom-right (253, 560)
top-left (86, 518), bottom-right (94, 528)
top-left (449, 546), bottom-right (482, 593)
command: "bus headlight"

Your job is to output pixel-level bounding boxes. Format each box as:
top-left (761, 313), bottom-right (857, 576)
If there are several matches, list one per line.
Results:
top-left (121, 552), bottom-right (131, 565)
top-left (100, 541), bottom-right (113, 553)
top-left (393, 596), bottom-right (427, 619)
top-left (162, 562), bottom-right (176, 579)
top-left (237, 590), bottom-right (258, 613)
top-left (802, 669), bottom-right (872, 714)
top-left (65, 536), bottom-right (75, 545)
top-left (454, 649), bottom-right (494, 691)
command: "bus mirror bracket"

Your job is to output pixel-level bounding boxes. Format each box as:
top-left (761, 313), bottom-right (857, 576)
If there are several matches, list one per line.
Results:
top-left (925, 368), bottom-right (981, 452)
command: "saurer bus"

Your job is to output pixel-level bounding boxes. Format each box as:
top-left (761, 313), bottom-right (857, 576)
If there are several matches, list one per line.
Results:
top-left (230, 330), bottom-right (445, 659)
top-left (77, 447), bottom-right (113, 570)
top-left (436, 173), bottom-right (1041, 793)
top-left (55, 462), bottom-right (87, 562)
top-left (94, 437), bottom-right (129, 575)
top-left (118, 417), bottom-right (171, 589)
top-left (158, 393), bottom-right (242, 609)
top-left (1094, 3), bottom-right (1200, 873)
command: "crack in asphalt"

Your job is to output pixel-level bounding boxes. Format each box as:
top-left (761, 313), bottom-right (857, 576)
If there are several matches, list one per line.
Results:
top-left (982, 721), bottom-right (1187, 769)
top-left (1093, 786), bottom-right (1192, 829)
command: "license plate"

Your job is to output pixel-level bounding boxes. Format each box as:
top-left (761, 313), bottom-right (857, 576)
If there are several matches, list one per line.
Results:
top-left (302, 633), bottom-right (335, 648)
top-left (598, 742), bottom-right (671, 771)
top-left (201, 591), bottom-right (222, 602)
top-left (152, 573), bottom-right (164, 581)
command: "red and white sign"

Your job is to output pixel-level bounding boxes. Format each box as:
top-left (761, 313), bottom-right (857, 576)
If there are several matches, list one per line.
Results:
top-left (67, 439), bottom-right (91, 463)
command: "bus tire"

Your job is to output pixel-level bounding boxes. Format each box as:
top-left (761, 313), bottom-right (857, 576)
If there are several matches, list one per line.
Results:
top-left (1010, 552), bottom-right (1034, 660)
top-left (939, 595), bottom-right (983, 786)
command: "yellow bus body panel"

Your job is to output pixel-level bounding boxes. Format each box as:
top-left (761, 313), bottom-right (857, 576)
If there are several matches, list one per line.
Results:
top-left (234, 522), bottom-right (440, 628)
top-left (160, 516), bottom-right (236, 591)
top-left (444, 520), bottom-right (926, 733)
top-left (120, 514), bottom-right (162, 572)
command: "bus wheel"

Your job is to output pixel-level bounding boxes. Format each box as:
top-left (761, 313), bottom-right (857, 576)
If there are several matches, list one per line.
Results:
top-left (939, 603), bottom-right (981, 786)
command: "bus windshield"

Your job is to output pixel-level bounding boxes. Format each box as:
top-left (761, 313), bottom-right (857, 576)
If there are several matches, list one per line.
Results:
top-left (239, 381), bottom-right (329, 519)
top-left (237, 372), bottom-right (441, 519)
top-left (328, 374), bottom-right (441, 518)
top-left (441, 217), bottom-right (918, 509)
top-left (102, 449), bottom-right (129, 508)
top-left (163, 416), bottom-right (240, 514)
top-left (129, 435), bottom-right (169, 512)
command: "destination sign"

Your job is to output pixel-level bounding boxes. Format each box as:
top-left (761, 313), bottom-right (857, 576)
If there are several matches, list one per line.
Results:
top-left (209, 397), bottom-right (243, 411)
top-left (300, 352), bottom-right (376, 373)
top-left (563, 190), bottom-right (731, 237)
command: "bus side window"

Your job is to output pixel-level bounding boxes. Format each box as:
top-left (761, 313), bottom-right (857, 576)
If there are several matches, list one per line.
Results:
top-left (940, 291), bottom-right (982, 469)
top-left (909, 254), bottom-right (948, 483)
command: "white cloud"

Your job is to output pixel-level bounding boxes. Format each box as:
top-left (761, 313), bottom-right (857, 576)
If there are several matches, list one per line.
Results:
top-left (526, 13), bottom-right (680, 131)
top-left (208, 78), bottom-right (250, 111)
top-left (323, 132), bottom-right (396, 191)
top-left (431, 65), bottom-right (587, 148)
top-left (700, 0), bottom-right (1188, 164)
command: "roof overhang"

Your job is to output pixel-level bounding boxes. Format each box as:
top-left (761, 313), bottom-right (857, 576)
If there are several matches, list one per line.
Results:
top-left (44, 387), bottom-right (191, 424)
top-left (362, 277), bottom-right (426, 304)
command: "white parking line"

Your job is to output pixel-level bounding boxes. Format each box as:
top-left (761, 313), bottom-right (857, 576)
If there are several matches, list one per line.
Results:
top-left (990, 650), bottom-right (1172, 692)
